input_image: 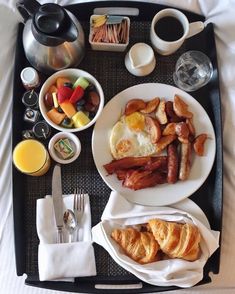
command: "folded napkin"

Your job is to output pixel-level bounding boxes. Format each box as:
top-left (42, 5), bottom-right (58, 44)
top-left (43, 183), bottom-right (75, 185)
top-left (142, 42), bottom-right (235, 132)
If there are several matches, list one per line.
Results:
top-left (92, 191), bottom-right (220, 288)
top-left (37, 194), bottom-right (96, 281)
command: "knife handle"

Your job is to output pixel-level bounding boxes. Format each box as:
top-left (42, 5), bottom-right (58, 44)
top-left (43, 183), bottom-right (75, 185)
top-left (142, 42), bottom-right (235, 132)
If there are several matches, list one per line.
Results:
top-left (57, 227), bottom-right (64, 243)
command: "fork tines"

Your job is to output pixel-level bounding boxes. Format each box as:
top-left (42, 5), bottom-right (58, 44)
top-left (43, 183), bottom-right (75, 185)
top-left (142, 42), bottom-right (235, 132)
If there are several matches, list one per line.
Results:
top-left (73, 187), bottom-right (85, 213)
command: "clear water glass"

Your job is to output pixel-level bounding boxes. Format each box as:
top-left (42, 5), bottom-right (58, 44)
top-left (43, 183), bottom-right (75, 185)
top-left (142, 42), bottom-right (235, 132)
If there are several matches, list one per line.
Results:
top-left (173, 50), bottom-right (213, 92)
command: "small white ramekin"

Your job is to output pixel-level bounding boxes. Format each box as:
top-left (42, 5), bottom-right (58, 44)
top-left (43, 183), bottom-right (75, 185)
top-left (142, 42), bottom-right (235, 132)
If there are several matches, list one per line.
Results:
top-left (48, 132), bottom-right (81, 164)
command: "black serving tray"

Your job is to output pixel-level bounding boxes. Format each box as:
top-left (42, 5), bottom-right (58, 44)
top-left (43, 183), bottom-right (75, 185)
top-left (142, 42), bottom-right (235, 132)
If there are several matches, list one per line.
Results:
top-left (12, 1), bottom-right (223, 293)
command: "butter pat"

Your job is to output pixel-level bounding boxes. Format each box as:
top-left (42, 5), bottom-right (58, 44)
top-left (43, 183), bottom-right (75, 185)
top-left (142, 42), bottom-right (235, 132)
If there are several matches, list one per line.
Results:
top-left (54, 138), bottom-right (74, 159)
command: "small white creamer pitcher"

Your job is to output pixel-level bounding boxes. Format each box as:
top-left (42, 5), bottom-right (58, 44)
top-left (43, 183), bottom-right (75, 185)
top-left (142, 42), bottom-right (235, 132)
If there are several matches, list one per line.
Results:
top-left (125, 43), bottom-right (156, 76)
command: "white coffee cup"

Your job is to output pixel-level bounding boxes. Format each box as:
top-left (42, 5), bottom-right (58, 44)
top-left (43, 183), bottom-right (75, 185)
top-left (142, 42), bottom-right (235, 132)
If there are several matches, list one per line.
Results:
top-left (150, 8), bottom-right (205, 56)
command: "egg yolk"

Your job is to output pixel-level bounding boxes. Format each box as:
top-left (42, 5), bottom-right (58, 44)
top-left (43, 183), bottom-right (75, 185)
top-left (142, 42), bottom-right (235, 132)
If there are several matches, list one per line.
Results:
top-left (116, 139), bottom-right (132, 154)
top-left (125, 112), bottom-right (145, 132)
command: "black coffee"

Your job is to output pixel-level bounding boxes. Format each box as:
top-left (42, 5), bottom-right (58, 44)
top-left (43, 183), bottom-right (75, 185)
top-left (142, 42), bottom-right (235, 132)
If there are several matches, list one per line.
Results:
top-left (154, 16), bottom-right (184, 41)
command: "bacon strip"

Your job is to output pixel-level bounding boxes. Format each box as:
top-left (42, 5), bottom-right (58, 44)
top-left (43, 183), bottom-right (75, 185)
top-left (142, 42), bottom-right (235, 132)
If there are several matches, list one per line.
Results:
top-left (103, 156), bottom-right (152, 174)
top-left (144, 156), bottom-right (167, 172)
top-left (104, 156), bottom-right (151, 175)
top-left (123, 170), bottom-right (167, 190)
top-left (115, 169), bottom-right (136, 181)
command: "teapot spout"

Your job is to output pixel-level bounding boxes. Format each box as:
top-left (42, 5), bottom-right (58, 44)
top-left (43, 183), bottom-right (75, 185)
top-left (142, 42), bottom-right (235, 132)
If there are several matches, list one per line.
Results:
top-left (59, 15), bottom-right (78, 43)
top-left (17, 0), bottom-right (40, 21)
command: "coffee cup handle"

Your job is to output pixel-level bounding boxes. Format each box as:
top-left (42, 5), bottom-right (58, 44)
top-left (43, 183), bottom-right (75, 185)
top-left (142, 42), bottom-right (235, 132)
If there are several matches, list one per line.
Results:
top-left (186, 21), bottom-right (205, 39)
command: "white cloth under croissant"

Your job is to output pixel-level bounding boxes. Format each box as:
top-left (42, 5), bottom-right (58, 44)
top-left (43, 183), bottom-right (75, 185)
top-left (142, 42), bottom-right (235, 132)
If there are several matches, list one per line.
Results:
top-left (36, 194), bottom-right (96, 281)
top-left (92, 191), bottom-right (220, 288)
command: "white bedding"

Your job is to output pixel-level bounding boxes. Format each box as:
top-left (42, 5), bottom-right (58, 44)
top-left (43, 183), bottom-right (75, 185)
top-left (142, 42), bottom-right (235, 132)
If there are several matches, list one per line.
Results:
top-left (0, 0), bottom-right (235, 293)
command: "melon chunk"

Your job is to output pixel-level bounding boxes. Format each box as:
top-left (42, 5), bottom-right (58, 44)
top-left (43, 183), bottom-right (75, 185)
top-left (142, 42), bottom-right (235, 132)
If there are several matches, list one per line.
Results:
top-left (56, 77), bottom-right (72, 88)
top-left (72, 111), bottom-right (90, 128)
top-left (48, 85), bottom-right (58, 94)
top-left (47, 108), bottom-right (66, 125)
top-left (60, 101), bottom-right (76, 118)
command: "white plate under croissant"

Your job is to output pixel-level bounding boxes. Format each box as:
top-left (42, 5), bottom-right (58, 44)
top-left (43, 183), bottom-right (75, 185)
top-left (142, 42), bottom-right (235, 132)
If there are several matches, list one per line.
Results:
top-left (92, 193), bottom-right (220, 288)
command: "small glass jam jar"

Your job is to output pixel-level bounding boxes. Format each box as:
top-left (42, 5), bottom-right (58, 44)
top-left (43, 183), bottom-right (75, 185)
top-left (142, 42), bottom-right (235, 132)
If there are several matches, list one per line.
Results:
top-left (33, 120), bottom-right (51, 139)
top-left (20, 67), bottom-right (40, 90)
top-left (22, 90), bottom-right (39, 109)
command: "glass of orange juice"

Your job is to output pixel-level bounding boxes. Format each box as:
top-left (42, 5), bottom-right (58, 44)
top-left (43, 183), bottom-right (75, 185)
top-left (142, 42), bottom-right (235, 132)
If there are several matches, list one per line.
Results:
top-left (13, 139), bottom-right (51, 176)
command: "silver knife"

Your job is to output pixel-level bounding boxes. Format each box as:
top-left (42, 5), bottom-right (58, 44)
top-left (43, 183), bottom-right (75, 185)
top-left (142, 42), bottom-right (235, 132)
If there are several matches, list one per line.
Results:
top-left (52, 164), bottom-right (64, 243)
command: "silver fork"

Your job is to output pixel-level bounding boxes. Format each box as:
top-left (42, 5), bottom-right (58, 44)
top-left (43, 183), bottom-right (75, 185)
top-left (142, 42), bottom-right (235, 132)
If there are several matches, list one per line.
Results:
top-left (73, 188), bottom-right (85, 241)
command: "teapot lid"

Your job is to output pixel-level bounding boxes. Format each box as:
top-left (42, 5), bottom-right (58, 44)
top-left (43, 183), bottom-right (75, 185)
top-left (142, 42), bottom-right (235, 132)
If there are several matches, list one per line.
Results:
top-left (32, 3), bottom-right (78, 46)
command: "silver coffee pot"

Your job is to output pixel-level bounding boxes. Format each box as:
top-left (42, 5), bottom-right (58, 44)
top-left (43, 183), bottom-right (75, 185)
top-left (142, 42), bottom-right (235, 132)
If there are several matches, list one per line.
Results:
top-left (17, 0), bottom-right (85, 74)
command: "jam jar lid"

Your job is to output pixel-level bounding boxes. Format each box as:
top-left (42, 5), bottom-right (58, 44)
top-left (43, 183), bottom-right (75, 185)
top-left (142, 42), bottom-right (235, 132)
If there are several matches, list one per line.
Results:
top-left (22, 90), bottom-right (39, 108)
top-left (33, 120), bottom-right (51, 139)
top-left (20, 67), bottom-right (40, 88)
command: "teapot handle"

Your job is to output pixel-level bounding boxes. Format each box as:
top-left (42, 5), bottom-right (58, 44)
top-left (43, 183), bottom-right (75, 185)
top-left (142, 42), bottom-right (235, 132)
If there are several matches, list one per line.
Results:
top-left (16, 0), bottom-right (40, 22)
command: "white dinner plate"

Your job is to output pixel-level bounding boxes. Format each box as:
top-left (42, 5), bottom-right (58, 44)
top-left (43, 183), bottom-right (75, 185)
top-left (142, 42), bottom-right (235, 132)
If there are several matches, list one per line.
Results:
top-left (92, 83), bottom-right (216, 206)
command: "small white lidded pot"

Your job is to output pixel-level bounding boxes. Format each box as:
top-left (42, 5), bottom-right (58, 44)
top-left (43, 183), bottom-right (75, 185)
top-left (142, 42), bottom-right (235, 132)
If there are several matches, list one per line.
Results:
top-left (125, 43), bottom-right (156, 76)
top-left (48, 132), bottom-right (81, 164)
top-left (150, 8), bottom-right (205, 56)
top-left (20, 67), bottom-right (40, 90)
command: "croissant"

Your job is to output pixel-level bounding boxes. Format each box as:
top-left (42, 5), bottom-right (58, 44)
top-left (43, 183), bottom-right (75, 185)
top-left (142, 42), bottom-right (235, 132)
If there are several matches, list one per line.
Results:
top-left (111, 227), bottom-right (160, 264)
top-left (148, 219), bottom-right (201, 261)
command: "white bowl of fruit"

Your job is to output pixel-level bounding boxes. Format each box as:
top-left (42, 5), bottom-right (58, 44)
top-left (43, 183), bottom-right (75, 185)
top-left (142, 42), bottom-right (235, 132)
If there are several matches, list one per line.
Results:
top-left (39, 68), bottom-right (104, 132)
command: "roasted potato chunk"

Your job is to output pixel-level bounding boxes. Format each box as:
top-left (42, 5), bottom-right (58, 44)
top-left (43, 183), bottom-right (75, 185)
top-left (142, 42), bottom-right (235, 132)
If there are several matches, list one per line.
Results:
top-left (155, 99), bottom-right (168, 124)
top-left (155, 134), bottom-right (177, 153)
top-left (173, 95), bottom-right (193, 119)
top-left (186, 118), bottom-right (196, 137)
top-left (124, 99), bottom-right (146, 115)
top-left (162, 122), bottom-right (177, 136)
top-left (145, 116), bottom-right (161, 143)
top-left (193, 134), bottom-right (208, 156)
top-left (175, 122), bottom-right (190, 143)
top-left (140, 97), bottom-right (160, 114)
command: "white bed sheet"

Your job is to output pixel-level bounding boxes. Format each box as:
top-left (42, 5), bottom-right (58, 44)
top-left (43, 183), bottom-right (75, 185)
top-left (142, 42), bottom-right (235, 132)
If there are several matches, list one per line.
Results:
top-left (0, 0), bottom-right (235, 293)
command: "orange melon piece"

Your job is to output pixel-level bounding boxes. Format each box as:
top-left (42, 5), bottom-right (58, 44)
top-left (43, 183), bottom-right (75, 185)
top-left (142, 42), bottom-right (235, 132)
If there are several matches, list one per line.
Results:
top-left (56, 77), bottom-right (72, 88)
top-left (60, 101), bottom-right (76, 118)
top-left (47, 108), bottom-right (66, 125)
top-left (48, 85), bottom-right (58, 94)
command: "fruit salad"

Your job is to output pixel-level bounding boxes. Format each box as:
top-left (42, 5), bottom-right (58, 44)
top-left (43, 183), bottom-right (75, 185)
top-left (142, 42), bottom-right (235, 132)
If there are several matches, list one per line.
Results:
top-left (44, 76), bottom-right (100, 129)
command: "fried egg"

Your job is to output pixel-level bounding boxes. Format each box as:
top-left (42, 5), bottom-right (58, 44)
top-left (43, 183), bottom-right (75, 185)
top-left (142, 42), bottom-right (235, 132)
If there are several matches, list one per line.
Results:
top-left (110, 113), bottom-right (157, 159)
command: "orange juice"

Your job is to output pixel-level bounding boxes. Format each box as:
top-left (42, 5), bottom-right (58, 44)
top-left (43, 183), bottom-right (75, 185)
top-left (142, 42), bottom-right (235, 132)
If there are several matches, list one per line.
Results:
top-left (13, 139), bottom-right (50, 176)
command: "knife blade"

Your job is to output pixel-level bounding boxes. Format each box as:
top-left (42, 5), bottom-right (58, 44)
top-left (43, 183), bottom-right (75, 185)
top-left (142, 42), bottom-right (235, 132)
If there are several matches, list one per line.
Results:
top-left (52, 164), bottom-right (63, 243)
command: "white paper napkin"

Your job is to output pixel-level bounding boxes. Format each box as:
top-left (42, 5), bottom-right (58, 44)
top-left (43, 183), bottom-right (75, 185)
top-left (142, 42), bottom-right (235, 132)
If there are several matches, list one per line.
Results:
top-left (37, 194), bottom-right (96, 281)
top-left (92, 191), bottom-right (220, 288)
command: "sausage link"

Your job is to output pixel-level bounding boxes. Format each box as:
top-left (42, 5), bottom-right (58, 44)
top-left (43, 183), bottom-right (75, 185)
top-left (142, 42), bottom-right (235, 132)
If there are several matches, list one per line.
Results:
top-left (167, 143), bottom-right (179, 184)
top-left (179, 142), bottom-right (192, 181)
